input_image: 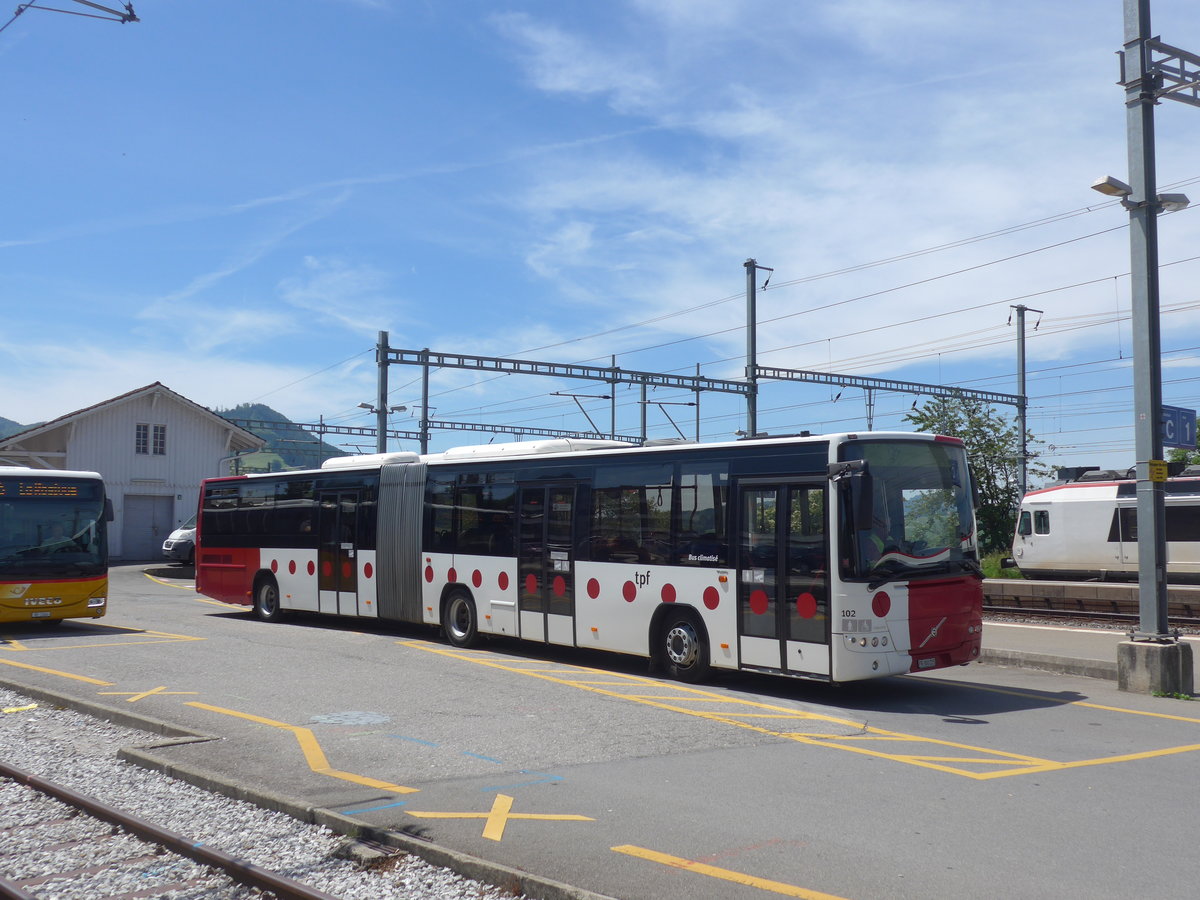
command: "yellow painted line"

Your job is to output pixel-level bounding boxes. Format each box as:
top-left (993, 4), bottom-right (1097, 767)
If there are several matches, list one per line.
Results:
top-left (185, 701), bottom-right (419, 794)
top-left (407, 793), bottom-right (593, 842)
top-left (98, 685), bottom-right (199, 703)
top-left (143, 573), bottom-right (195, 590)
top-left (0, 658), bottom-right (115, 685)
top-left (404, 640), bottom-right (1200, 780)
top-left (1, 638), bottom-right (29, 651)
top-left (194, 597), bottom-right (248, 610)
top-left (613, 845), bottom-right (851, 899)
top-left (2, 703), bottom-right (38, 713)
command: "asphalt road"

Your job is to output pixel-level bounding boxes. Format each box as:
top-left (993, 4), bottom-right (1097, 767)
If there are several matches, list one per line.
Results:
top-left (2, 565), bottom-right (1199, 900)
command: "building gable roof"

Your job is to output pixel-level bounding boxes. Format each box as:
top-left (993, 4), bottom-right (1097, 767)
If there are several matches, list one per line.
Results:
top-left (0, 382), bottom-right (264, 452)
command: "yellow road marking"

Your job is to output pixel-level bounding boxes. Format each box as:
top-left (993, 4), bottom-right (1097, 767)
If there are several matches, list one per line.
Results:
top-left (185, 701), bottom-right (419, 794)
top-left (612, 845), bottom-right (851, 899)
top-left (142, 573), bottom-right (195, 590)
top-left (403, 641), bottom-right (1200, 780)
top-left (1, 638), bottom-right (29, 651)
top-left (2, 703), bottom-right (38, 713)
top-left (98, 685), bottom-right (199, 703)
top-left (407, 793), bottom-right (593, 842)
top-left (0, 658), bottom-right (114, 685)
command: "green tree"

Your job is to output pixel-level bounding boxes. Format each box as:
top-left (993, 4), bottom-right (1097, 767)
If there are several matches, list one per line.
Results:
top-left (904, 398), bottom-right (1050, 554)
top-left (1166, 417), bottom-right (1200, 467)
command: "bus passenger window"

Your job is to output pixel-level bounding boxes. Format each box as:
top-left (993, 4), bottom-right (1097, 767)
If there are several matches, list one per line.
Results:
top-left (1033, 510), bottom-right (1050, 534)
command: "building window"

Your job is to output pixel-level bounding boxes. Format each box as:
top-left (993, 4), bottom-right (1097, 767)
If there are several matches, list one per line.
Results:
top-left (136, 423), bottom-right (167, 455)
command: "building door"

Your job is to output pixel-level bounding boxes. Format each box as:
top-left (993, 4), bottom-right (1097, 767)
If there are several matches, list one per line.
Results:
top-left (517, 484), bottom-right (577, 645)
top-left (121, 494), bottom-right (173, 561)
top-left (317, 490), bottom-right (360, 615)
top-left (736, 480), bottom-right (830, 676)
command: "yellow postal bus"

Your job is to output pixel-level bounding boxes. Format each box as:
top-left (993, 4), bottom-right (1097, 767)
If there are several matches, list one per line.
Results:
top-left (0, 467), bottom-right (111, 624)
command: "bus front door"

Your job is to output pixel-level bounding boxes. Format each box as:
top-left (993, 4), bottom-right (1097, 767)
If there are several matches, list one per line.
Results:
top-left (317, 490), bottom-right (360, 616)
top-left (517, 485), bottom-right (576, 646)
top-left (736, 480), bottom-right (830, 676)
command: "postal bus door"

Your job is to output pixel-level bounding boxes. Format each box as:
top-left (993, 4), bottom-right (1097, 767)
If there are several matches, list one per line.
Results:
top-left (517, 484), bottom-right (577, 646)
top-left (736, 479), bottom-right (830, 676)
top-left (317, 489), bottom-right (360, 615)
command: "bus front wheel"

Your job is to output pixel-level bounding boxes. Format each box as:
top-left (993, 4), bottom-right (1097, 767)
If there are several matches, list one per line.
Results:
top-left (254, 576), bottom-right (285, 623)
top-left (444, 590), bottom-right (479, 648)
top-left (659, 612), bottom-right (710, 683)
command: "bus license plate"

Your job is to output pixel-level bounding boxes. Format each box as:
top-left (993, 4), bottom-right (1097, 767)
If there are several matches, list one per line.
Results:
top-left (917, 657), bottom-right (936, 669)
top-left (30, 611), bottom-right (51, 618)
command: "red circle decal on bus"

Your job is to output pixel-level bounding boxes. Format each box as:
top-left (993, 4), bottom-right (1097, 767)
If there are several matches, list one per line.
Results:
top-left (525, 573), bottom-right (538, 594)
top-left (270, 559), bottom-right (278, 573)
top-left (622, 581), bottom-right (637, 603)
top-left (341, 561), bottom-right (352, 579)
top-left (498, 571), bottom-right (509, 591)
top-left (364, 563), bottom-right (373, 579)
top-left (872, 592), bottom-right (891, 618)
top-left (749, 589), bottom-right (769, 616)
top-left (472, 569), bottom-right (482, 588)
top-left (288, 560), bottom-right (296, 575)
top-left (424, 566), bottom-right (434, 583)
top-left (587, 578), bottom-right (600, 599)
top-left (307, 561), bottom-right (315, 576)
top-left (703, 586), bottom-right (720, 610)
top-left (661, 583), bottom-right (676, 603)
top-left (447, 567), bottom-right (457, 583)
top-left (796, 592), bottom-right (817, 619)
top-left (322, 560), bottom-right (333, 577)
top-left (553, 575), bottom-right (566, 597)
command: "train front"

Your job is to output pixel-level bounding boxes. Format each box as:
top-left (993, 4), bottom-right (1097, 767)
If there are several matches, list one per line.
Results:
top-left (830, 435), bottom-right (983, 681)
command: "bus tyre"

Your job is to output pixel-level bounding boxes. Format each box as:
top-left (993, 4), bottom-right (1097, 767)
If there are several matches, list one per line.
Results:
top-left (253, 576), bottom-right (285, 623)
top-left (659, 612), bottom-right (710, 683)
top-left (444, 590), bottom-right (479, 648)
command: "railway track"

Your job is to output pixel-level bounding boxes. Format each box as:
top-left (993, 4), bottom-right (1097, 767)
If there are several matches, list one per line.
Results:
top-left (0, 760), bottom-right (345, 900)
top-left (982, 578), bottom-right (1200, 629)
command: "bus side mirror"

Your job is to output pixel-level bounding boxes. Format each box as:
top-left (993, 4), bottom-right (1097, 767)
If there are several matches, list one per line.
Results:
top-left (104, 499), bottom-right (115, 522)
top-left (827, 461), bottom-right (873, 526)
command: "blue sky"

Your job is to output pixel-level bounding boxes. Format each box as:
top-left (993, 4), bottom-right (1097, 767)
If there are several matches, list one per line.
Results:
top-left (4, 0), bottom-right (1200, 478)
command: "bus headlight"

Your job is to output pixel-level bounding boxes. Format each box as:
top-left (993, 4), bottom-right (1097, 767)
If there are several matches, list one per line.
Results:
top-left (87, 597), bottom-right (106, 608)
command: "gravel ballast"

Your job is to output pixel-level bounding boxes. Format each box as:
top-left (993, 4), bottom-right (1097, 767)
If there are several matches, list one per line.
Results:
top-left (0, 684), bottom-right (522, 899)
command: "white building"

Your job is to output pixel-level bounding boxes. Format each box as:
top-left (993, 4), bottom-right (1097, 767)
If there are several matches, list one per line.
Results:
top-left (0, 383), bottom-right (263, 560)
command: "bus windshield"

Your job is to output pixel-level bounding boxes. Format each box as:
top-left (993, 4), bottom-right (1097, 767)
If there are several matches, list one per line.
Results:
top-left (0, 477), bottom-right (108, 578)
top-left (840, 439), bottom-right (978, 583)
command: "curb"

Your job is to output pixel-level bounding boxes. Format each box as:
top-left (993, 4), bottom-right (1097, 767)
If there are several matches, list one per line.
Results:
top-left (979, 648), bottom-right (1118, 681)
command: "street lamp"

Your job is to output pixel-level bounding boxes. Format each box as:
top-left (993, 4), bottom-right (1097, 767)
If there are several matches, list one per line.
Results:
top-left (1090, 175), bottom-right (1190, 212)
top-left (357, 403), bottom-right (407, 453)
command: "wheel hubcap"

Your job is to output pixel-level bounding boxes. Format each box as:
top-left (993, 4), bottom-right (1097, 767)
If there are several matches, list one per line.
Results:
top-left (665, 623), bottom-right (697, 666)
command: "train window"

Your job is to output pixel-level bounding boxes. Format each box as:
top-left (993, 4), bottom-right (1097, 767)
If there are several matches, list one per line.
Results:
top-left (1017, 511), bottom-right (1031, 536)
top-left (1033, 511), bottom-right (1050, 534)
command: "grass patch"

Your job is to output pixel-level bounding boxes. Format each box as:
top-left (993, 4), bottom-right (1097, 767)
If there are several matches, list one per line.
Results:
top-left (982, 551), bottom-right (1024, 579)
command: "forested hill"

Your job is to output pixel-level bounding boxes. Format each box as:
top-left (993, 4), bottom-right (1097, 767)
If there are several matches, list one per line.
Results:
top-left (217, 403), bottom-right (346, 470)
top-left (0, 416), bottom-right (24, 439)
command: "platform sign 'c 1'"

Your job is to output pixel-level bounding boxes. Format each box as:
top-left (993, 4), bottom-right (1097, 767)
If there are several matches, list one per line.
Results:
top-left (1161, 405), bottom-right (1197, 450)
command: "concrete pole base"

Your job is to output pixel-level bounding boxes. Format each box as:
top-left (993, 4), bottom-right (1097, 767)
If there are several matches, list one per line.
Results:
top-left (1117, 641), bottom-right (1194, 695)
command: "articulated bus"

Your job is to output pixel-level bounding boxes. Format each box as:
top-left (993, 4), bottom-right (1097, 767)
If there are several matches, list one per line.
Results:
top-left (195, 432), bottom-right (983, 684)
top-left (0, 467), bottom-right (111, 624)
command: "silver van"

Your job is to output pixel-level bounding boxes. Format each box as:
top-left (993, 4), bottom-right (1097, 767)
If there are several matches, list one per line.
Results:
top-left (162, 513), bottom-right (196, 565)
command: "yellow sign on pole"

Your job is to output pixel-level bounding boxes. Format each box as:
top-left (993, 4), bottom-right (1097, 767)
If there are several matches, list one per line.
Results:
top-left (1148, 460), bottom-right (1168, 483)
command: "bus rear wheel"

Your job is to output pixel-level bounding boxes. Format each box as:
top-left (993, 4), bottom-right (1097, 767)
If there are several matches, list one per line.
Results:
top-left (444, 590), bottom-right (479, 648)
top-left (254, 576), bottom-right (285, 623)
top-left (659, 612), bottom-right (710, 683)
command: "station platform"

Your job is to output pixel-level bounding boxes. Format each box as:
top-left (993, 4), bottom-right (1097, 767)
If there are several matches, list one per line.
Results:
top-left (981, 618), bottom-right (1199, 690)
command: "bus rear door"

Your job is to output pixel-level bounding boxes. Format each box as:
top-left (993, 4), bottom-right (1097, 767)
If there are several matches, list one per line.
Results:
top-left (317, 489), bottom-right (361, 616)
top-left (736, 480), bottom-right (831, 677)
top-left (518, 484), bottom-right (577, 646)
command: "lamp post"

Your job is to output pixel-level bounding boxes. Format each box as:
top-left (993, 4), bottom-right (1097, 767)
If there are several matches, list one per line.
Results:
top-left (1093, 0), bottom-right (1196, 693)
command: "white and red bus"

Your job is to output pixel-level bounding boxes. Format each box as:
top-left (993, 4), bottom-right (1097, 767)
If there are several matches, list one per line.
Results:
top-left (195, 432), bottom-right (982, 684)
